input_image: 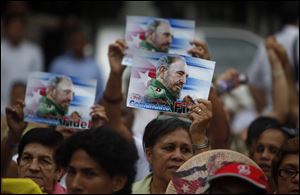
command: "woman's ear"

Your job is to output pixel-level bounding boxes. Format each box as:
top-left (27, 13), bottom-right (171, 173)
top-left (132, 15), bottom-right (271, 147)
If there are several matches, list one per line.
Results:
top-left (112, 175), bottom-right (127, 193)
top-left (145, 147), bottom-right (153, 164)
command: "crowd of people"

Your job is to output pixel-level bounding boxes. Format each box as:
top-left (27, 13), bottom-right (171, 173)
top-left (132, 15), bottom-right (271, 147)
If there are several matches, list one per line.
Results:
top-left (1, 1), bottom-right (299, 194)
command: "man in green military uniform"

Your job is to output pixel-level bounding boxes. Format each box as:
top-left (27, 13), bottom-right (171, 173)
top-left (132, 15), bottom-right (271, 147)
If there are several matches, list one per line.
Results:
top-left (144, 55), bottom-right (188, 111)
top-left (140, 19), bottom-right (173, 53)
top-left (37, 75), bottom-right (74, 118)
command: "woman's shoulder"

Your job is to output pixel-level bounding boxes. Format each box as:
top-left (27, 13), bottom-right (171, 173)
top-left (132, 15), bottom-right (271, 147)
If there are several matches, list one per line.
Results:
top-left (132, 174), bottom-right (152, 194)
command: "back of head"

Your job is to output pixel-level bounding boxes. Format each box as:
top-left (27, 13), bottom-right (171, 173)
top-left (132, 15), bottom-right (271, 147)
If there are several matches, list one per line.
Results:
top-left (17, 127), bottom-right (64, 163)
top-left (55, 127), bottom-right (138, 194)
top-left (143, 117), bottom-right (190, 151)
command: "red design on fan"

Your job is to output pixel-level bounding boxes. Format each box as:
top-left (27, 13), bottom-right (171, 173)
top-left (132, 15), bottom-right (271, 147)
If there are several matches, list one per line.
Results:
top-left (172, 177), bottom-right (204, 194)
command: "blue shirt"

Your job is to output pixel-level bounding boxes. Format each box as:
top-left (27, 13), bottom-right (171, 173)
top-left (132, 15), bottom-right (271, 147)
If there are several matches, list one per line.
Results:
top-left (50, 52), bottom-right (104, 103)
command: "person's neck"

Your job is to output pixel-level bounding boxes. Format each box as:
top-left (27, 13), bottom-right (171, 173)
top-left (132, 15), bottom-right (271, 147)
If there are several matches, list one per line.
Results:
top-left (150, 174), bottom-right (168, 194)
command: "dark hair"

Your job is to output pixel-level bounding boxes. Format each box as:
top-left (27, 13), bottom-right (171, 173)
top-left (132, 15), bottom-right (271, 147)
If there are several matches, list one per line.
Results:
top-left (143, 117), bottom-right (191, 151)
top-left (17, 128), bottom-right (64, 165)
top-left (271, 137), bottom-right (299, 186)
top-left (55, 127), bottom-right (138, 194)
top-left (246, 116), bottom-right (281, 147)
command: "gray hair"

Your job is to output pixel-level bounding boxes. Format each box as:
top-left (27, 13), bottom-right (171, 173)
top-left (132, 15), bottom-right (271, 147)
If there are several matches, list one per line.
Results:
top-left (145, 18), bottom-right (171, 37)
top-left (47, 75), bottom-right (73, 93)
top-left (156, 55), bottom-right (187, 77)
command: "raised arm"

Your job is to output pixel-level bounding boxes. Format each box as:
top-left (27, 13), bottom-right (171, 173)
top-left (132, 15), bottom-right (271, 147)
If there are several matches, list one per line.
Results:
top-left (207, 86), bottom-right (231, 149)
top-left (99, 39), bottom-right (133, 142)
top-left (265, 37), bottom-right (289, 124)
top-left (188, 39), bottom-right (230, 149)
top-left (188, 99), bottom-right (213, 154)
top-left (268, 37), bottom-right (299, 127)
top-left (1, 100), bottom-right (27, 177)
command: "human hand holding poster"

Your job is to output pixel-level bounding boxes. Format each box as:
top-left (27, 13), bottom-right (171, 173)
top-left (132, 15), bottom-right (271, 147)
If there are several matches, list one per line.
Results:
top-left (127, 51), bottom-right (215, 113)
top-left (24, 72), bottom-right (97, 129)
top-left (122, 16), bottom-right (195, 66)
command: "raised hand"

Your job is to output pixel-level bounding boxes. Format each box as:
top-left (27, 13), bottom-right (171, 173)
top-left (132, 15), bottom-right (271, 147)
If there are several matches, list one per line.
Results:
top-left (265, 37), bottom-right (284, 69)
top-left (90, 104), bottom-right (109, 128)
top-left (5, 99), bottom-right (28, 144)
top-left (188, 99), bottom-right (213, 134)
top-left (108, 39), bottom-right (128, 75)
top-left (188, 40), bottom-right (210, 60)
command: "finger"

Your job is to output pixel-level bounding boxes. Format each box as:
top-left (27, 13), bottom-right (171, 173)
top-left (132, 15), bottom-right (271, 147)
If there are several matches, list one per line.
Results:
top-left (16, 99), bottom-right (25, 108)
top-left (265, 36), bottom-right (277, 49)
top-left (90, 107), bottom-right (105, 115)
top-left (191, 40), bottom-right (208, 50)
top-left (5, 107), bottom-right (15, 115)
top-left (116, 39), bottom-right (128, 48)
top-left (92, 112), bottom-right (109, 122)
top-left (109, 43), bottom-right (124, 54)
top-left (196, 98), bottom-right (212, 108)
top-left (90, 105), bottom-right (105, 110)
top-left (188, 111), bottom-right (199, 121)
top-left (187, 48), bottom-right (202, 57)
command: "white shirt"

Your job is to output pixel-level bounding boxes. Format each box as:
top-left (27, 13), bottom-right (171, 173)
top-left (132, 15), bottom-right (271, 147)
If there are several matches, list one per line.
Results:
top-left (1, 39), bottom-right (43, 114)
top-left (247, 25), bottom-right (299, 113)
top-left (134, 136), bottom-right (150, 182)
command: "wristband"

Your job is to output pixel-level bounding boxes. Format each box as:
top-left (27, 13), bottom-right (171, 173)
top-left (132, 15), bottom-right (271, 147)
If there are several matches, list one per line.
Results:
top-left (193, 137), bottom-right (209, 150)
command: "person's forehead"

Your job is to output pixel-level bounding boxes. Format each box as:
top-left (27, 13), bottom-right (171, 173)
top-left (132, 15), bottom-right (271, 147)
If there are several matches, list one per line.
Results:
top-left (69, 149), bottom-right (103, 171)
top-left (169, 60), bottom-right (188, 71)
top-left (281, 154), bottom-right (299, 167)
top-left (23, 143), bottom-right (54, 157)
top-left (156, 22), bottom-right (171, 32)
top-left (57, 79), bottom-right (73, 88)
top-left (157, 128), bottom-right (191, 145)
top-left (257, 128), bottom-right (286, 142)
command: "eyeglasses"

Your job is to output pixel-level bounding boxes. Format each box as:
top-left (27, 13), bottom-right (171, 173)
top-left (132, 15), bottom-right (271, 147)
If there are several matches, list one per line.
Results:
top-left (279, 168), bottom-right (299, 178)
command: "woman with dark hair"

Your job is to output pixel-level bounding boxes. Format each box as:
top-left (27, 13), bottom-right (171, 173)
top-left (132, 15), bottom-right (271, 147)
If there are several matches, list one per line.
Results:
top-left (132, 99), bottom-right (212, 194)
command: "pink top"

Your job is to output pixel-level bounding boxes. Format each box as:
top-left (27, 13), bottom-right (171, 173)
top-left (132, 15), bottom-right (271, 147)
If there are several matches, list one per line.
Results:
top-left (52, 182), bottom-right (67, 194)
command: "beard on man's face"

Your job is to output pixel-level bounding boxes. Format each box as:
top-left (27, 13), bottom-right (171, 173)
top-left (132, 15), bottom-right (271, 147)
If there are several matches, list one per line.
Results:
top-left (159, 43), bottom-right (170, 52)
top-left (164, 75), bottom-right (183, 99)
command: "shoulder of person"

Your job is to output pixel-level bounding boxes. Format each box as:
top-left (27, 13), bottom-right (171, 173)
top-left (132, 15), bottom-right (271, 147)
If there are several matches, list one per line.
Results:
top-left (132, 174), bottom-right (152, 194)
top-left (38, 97), bottom-right (56, 112)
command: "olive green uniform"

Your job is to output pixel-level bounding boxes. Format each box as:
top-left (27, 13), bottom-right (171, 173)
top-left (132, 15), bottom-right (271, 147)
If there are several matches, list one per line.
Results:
top-left (140, 40), bottom-right (164, 52)
top-left (144, 79), bottom-right (177, 111)
top-left (36, 96), bottom-right (67, 118)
